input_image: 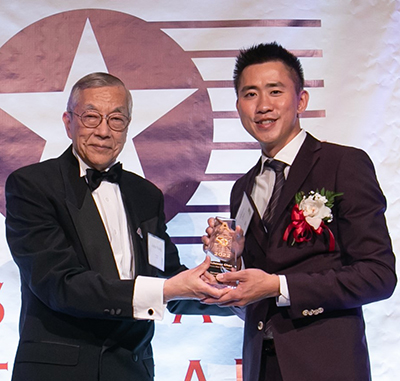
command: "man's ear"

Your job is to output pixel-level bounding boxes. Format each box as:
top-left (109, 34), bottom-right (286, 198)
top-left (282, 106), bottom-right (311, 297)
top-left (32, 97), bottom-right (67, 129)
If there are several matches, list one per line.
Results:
top-left (62, 111), bottom-right (73, 139)
top-left (297, 90), bottom-right (309, 114)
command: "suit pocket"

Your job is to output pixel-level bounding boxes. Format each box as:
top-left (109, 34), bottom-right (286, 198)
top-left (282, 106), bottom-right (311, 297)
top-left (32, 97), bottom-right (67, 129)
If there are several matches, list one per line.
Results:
top-left (16, 341), bottom-right (80, 366)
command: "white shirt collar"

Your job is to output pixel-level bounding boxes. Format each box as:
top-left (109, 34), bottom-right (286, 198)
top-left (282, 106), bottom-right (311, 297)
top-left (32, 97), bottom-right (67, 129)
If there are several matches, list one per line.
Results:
top-left (260, 129), bottom-right (307, 171)
top-left (72, 148), bottom-right (117, 177)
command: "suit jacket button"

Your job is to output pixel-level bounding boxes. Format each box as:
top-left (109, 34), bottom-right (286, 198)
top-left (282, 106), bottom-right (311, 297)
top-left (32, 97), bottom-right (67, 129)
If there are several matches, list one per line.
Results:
top-left (110, 309), bottom-right (116, 316)
top-left (257, 321), bottom-right (264, 331)
top-left (104, 309), bottom-right (110, 315)
top-left (302, 309), bottom-right (309, 316)
top-left (115, 308), bottom-right (122, 316)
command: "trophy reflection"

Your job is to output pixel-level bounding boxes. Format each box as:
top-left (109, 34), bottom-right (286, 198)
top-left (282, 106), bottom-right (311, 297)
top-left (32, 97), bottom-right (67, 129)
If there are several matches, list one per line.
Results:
top-left (206, 217), bottom-right (237, 276)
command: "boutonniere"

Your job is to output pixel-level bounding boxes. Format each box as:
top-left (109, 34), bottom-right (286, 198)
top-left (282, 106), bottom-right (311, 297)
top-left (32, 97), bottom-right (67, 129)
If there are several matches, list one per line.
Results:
top-left (283, 188), bottom-right (343, 251)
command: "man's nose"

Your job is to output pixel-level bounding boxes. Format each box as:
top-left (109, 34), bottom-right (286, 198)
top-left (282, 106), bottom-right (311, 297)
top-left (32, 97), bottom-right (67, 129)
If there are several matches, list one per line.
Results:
top-left (95, 117), bottom-right (112, 136)
top-left (257, 94), bottom-right (272, 113)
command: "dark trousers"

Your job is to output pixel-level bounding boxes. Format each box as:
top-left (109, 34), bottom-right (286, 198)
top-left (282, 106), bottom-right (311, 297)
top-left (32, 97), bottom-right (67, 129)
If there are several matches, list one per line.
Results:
top-left (259, 340), bottom-right (283, 381)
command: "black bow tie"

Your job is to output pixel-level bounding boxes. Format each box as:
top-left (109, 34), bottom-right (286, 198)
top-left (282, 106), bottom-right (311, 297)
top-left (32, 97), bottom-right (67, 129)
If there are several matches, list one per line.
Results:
top-left (86, 162), bottom-right (122, 191)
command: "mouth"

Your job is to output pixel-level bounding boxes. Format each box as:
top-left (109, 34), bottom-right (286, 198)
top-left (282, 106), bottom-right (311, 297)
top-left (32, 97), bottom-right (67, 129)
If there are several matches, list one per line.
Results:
top-left (87, 144), bottom-right (113, 154)
top-left (255, 118), bottom-right (277, 126)
top-left (89, 144), bottom-right (111, 150)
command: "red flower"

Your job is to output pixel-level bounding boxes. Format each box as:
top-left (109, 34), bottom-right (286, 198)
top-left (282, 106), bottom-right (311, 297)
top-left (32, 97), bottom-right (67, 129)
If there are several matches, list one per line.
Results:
top-left (283, 204), bottom-right (335, 251)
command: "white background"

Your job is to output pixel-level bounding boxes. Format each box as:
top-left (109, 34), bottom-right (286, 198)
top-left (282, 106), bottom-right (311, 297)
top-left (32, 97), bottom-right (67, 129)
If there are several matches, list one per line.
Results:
top-left (0, 1), bottom-right (399, 380)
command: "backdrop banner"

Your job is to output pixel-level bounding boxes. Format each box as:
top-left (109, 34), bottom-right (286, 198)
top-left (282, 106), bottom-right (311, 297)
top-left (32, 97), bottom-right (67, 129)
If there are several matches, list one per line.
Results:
top-left (0, 1), bottom-right (399, 380)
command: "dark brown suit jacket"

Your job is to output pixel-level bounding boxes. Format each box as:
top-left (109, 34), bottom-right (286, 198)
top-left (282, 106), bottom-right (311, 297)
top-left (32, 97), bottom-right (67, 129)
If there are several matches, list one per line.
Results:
top-left (230, 133), bottom-right (396, 381)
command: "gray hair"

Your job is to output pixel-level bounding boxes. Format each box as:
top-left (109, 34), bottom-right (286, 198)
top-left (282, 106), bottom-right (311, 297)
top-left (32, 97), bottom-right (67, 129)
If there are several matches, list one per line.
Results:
top-left (67, 72), bottom-right (133, 118)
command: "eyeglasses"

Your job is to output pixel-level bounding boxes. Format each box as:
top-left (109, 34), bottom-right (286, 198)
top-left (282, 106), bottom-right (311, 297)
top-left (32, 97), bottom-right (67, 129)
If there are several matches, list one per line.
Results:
top-left (69, 110), bottom-right (130, 132)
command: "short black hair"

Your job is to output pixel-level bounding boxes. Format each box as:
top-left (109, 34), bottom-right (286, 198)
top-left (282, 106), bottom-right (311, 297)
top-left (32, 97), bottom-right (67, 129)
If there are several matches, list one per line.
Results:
top-left (233, 42), bottom-right (304, 95)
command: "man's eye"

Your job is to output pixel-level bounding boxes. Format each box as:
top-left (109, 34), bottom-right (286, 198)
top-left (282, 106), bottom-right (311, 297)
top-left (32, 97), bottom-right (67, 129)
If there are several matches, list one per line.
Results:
top-left (110, 116), bottom-right (124, 122)
top-left (85, 113), bottom-right (100, 120)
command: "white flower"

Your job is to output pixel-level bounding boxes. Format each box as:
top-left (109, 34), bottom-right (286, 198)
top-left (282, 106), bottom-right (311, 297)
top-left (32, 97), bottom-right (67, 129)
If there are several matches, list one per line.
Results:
top-left (299, 193), bottom-right (333, 230)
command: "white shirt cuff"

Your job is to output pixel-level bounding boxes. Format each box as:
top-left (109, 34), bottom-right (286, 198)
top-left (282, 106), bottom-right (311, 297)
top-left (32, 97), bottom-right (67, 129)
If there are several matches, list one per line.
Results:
top-left (133, 276), bottom-right (167, 320)
top-left (276, 275), bottom-right (291, 307)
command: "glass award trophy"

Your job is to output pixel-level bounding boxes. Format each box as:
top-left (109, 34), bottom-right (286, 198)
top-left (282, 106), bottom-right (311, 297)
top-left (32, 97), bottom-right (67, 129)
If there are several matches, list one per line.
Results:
top-left (206, 217), bottom-right (237, 276)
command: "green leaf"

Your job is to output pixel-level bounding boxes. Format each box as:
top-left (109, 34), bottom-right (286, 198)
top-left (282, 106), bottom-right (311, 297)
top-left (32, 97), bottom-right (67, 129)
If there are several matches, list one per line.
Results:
top-left (296, 189), bottom-right (343, 209)
top-left (295, 191), bottom-right (304, 205)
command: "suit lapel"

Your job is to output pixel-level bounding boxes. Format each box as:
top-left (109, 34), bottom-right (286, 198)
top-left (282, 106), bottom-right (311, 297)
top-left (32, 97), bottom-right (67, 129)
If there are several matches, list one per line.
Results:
top-left (244, 190), bottom-right (270, 252)
top-left (244, 158), bottom-right (262, 195)
top-left (241, 134), bottom-right (322, 252)
top-left (60, 148), bottom-right (120, 279)
top-left (233, 158), bottom-right (270, 251)
top-left (272, 133), bottom-right (322, 227)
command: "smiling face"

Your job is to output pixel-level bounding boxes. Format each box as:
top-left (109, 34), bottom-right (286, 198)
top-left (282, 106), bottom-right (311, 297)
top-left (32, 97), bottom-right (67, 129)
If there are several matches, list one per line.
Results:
top-left (236, 61), bottom-right (309, 158)
top-left (63, 86), bottom-right (130, 171)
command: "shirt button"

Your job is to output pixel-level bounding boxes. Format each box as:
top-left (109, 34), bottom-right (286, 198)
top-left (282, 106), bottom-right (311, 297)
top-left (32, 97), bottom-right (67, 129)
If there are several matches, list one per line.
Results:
top-left (148, 308), bottom-right (154, 316)
top-left (257, 321), bottom-right (264, 331)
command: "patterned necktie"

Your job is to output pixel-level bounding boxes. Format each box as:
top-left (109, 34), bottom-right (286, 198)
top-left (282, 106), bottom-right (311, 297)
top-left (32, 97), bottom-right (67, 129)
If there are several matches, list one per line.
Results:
top-left (86, 162), bottom-right (122, 191)
top-left (262, 159), bottom-right (287, 230)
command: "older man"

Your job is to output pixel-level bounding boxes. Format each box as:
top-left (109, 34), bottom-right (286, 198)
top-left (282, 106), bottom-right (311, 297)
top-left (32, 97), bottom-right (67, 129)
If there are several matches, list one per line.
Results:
top-left (6, 72), bottom-right (229, 381)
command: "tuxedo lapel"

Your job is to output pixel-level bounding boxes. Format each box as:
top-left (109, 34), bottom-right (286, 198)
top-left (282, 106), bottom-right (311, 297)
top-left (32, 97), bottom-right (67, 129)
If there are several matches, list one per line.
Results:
top-left (60, 148), bottom-right (120, 279)
top-left (118, 172), bottom-right (154, 277)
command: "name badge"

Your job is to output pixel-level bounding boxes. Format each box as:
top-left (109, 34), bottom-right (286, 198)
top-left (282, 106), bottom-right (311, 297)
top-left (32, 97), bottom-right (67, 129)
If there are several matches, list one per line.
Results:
top-left (148, 233), bottom-right (165, 272)
top-left (235, 192), bottom-right (254, 236)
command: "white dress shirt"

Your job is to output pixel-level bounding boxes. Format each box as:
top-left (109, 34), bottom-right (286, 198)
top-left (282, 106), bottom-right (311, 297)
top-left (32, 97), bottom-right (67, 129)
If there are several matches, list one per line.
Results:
top-left (74, 151), bottom-right (167, 320)
top-left (251, 129), bottom-right (307, 307)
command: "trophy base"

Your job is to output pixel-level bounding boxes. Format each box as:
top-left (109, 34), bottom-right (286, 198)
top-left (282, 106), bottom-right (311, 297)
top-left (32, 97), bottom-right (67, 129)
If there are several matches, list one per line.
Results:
top-left (208, 260), bottom-right (233, 276)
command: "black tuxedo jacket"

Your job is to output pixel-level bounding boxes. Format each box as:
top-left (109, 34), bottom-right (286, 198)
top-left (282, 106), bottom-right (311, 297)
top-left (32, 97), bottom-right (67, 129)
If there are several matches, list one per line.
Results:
top-left (230, 133), bottom-right (396, 381)
top-left (5, 147), bottom-right (227, 381)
